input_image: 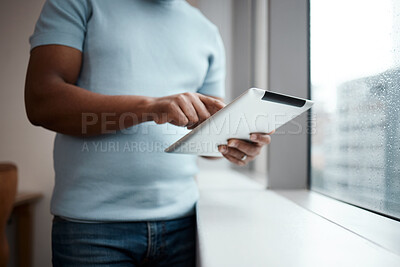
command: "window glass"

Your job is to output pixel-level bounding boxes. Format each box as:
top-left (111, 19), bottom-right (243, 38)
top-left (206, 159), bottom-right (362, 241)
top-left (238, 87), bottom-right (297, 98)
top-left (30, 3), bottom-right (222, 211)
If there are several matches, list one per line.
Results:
top-left (310, 0), bottom-right (400, 219)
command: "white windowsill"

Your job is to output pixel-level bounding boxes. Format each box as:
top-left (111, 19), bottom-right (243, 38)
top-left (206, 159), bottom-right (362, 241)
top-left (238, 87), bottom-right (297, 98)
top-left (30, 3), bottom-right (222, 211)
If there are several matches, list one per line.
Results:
top-left (196, 168), bottom-right (400, 267)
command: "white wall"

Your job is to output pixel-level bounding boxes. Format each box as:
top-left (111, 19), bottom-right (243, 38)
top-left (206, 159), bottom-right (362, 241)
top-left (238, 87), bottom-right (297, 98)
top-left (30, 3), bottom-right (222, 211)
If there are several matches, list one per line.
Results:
top-left (197, 0), bottom-right (233, 102)
top-left (0, 0), bottom-right (53, 266)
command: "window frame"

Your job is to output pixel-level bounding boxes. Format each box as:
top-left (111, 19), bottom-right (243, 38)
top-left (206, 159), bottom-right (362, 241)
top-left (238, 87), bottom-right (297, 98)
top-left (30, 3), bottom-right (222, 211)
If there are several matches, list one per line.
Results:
top-left (266, 0), bottom-right (310, 189)
top-left (266, 0), bottom-right (400, 254)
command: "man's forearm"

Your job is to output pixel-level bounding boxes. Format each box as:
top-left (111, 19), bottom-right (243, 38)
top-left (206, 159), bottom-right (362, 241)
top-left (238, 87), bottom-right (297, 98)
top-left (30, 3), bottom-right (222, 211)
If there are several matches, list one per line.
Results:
top-left (26, 81), bottom-right (155, 136)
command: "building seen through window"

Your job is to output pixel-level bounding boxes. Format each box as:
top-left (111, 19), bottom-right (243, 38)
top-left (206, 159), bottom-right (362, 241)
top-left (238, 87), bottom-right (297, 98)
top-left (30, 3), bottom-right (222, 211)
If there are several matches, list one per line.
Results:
top-left (310, 0), bottom-right (400, 219)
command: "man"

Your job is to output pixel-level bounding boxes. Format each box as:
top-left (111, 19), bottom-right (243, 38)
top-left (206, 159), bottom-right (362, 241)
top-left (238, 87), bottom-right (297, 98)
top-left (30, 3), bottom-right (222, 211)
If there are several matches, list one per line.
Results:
top-left (25, 0), bottom-right (273, 266)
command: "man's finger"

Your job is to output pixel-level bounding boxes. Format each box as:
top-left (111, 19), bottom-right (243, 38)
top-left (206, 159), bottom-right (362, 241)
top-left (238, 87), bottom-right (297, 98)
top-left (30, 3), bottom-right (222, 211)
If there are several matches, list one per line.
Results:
top-left (227, 139), bottom-right (261, 157)
top-left (218, 145), bottom-right (256, 166)
top-left (249, 133), bottom-right (272, 145)
top-left (197, 94), bottom-right (226, 115)
top-left (177, 96), bottom-right (199, 126)
top-left (187, 95), bottom-right (211, 128)
top-left (218, 147), bottom-right (254, 166)
top-left (170, 104), bottom-right (189, 126)
top-left (224, 154), bottom-right (246, 166)
top-left (219, 145), bottom-right (246, 160)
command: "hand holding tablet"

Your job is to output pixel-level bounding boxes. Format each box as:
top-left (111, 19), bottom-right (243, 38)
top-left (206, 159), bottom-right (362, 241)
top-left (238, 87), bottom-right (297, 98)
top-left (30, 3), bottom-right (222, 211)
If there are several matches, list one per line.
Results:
top-left (165, 88), bottom-right (314, 156)
top-left (217, 130), bottom-right (275, 165)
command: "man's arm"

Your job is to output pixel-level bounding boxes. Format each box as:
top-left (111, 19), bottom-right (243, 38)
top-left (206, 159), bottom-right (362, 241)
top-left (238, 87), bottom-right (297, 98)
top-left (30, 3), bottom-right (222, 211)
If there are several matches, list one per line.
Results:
top-left (25, 45), bottom-right (225, 136)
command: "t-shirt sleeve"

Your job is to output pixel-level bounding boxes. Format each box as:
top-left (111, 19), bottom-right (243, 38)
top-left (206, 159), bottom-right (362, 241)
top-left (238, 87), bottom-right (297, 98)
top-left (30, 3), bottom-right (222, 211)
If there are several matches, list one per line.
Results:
top-left (197, 28), bottom-right (226, 99)
top-left (29, 0), bottom-right (91, 52)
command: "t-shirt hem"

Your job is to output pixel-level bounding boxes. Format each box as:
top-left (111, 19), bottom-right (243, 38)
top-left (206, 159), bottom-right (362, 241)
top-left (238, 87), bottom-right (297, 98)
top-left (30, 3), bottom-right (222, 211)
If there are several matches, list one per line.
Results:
top-left (51, 207), bottom-right (196, 223)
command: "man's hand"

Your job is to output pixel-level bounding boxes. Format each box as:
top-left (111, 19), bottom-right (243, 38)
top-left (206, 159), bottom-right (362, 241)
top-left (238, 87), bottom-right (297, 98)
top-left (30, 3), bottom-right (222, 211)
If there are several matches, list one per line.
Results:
top-left (148, 92), bottom-right (225, 129)
top-left (217, 131), bottom-right (275, 166)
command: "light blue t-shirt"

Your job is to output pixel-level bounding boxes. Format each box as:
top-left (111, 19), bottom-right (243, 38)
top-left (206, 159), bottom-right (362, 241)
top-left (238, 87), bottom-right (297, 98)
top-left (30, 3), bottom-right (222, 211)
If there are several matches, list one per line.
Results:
top-left (30, 0), bottom-right (225, 221)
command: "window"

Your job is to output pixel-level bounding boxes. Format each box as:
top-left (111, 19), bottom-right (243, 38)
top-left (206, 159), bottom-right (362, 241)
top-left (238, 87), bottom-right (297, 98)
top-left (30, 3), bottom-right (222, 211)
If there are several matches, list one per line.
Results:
top-left (310, 0), bottom-right (400, 220)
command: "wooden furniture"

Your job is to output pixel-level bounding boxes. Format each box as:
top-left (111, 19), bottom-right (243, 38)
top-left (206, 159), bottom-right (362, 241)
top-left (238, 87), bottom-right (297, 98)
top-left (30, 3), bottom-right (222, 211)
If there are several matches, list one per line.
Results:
top-left (12, 192), bottom-right (43, 267)
top-left (0, 162), bottom-right (43, 267)
top-left (0, 163), bottom-right (17, 267)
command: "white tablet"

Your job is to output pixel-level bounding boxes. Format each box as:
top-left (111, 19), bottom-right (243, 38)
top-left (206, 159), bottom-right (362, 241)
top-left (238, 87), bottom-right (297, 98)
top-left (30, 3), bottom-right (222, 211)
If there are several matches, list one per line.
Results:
top-left (165, 88), bottom-right (314, 156)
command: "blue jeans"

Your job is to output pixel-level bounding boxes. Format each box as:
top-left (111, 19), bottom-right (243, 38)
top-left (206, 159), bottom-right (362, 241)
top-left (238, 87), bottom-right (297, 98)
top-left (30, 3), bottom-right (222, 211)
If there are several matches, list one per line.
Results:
top-left (52, 215), bottom-right (196, 267)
